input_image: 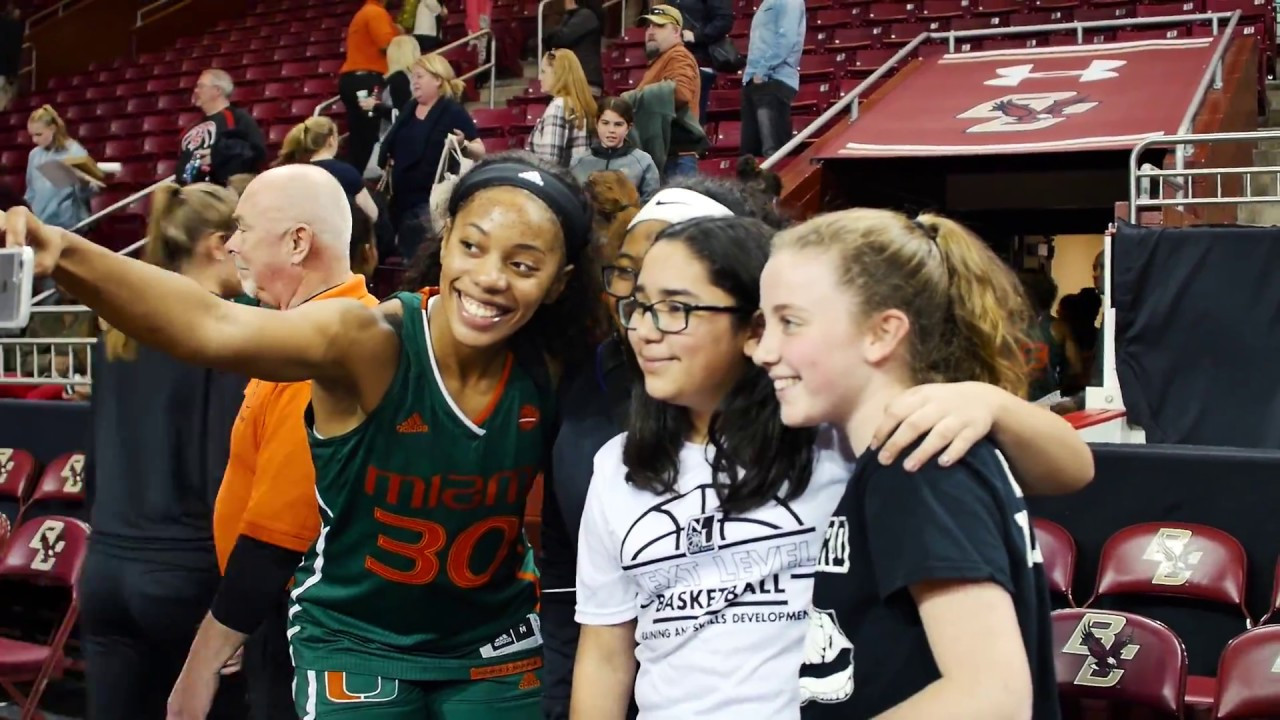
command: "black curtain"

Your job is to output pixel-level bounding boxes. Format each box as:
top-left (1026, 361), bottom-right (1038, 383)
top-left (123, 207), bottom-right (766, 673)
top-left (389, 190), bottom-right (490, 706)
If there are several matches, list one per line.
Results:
top-left (1112, 220), bottom-right (1280, 448)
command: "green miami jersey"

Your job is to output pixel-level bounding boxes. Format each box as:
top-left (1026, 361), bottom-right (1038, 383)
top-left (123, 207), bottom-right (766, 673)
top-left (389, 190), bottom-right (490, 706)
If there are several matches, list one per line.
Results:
top-left (290, 290), bottom-right (547, 682)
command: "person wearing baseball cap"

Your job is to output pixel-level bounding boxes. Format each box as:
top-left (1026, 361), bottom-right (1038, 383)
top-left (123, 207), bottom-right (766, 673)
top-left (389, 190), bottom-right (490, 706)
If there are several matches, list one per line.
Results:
top-left (634, 4), bottom-right (702, 176)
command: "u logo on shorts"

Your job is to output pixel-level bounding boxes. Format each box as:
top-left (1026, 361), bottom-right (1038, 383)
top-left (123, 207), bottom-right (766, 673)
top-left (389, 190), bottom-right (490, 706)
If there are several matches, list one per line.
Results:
top-left (324, 671), bottom-right (399, 703)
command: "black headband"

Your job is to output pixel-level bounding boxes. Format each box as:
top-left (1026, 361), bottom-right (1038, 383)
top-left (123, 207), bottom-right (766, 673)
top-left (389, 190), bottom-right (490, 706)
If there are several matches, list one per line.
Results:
top-left (448, 161), bottom-right (592, 261)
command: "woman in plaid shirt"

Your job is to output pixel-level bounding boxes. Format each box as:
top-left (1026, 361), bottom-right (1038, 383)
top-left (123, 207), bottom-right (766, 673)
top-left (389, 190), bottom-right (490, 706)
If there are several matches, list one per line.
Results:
top-left (527, 50), bottom-right (597, 167)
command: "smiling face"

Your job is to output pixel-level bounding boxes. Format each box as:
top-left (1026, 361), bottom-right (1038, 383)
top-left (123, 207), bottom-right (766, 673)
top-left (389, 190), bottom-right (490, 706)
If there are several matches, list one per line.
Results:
top-left (627, 239), bottom-right (750, 418)
top-left (754, 248), bottom-right (870, 429)
top-left (436, 186), bottom-right (572, 349)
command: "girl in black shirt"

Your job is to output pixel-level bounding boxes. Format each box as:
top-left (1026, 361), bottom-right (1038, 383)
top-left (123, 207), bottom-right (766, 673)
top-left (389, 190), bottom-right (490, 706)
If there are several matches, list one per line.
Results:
top-left (753, 209), bottom-right (1065, 719)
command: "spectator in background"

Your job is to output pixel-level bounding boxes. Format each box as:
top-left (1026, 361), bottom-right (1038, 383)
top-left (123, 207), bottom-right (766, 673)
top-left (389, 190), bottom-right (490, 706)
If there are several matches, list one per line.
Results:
top-left (636, 5), bottom-right (701, 177)
top-left (741, 0), bottom-right (804, 159)
top-left (1018, 270), bottom-right (1071, 403)
top-left (571, 96), bottom-right (659, 200)
top-left (544, 0), bottom-right (605, 96)
top-left (0, 4), bottom-right (21, 111)
top-left (25, 105), bottom-right (93, 229)
top-left (527, 50), bottom-right (596, 168)
top-left (378, 53), bottom-right (483, 258)
top-left (663, 0), bottom-right (733, 120)
top-left (360, 34), bottom-right (419, 149)
top-left (176, 69), bottom-right (266, 187)
top-left (408, 0), bottom-right (447, 53)
top-left (348, 195), bottom-right (379, 282)
top-left (339, 0), bottom-right (399, 176)
top-left (274, 116), bottom-right (380, 224)
top-left (79, 182), bottom-right (249, 720)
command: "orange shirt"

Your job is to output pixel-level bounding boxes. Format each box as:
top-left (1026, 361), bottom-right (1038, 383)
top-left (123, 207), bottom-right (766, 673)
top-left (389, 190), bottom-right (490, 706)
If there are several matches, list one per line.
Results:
top-left (340, 0), bottom-right (398, 75)
top-left (212, 276), bottom-right (378, 572)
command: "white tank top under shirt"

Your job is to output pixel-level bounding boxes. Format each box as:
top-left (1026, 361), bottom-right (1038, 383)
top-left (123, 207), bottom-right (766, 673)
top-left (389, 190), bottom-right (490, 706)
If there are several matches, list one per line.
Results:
top-left (575, 426), bottom-right (856, 720)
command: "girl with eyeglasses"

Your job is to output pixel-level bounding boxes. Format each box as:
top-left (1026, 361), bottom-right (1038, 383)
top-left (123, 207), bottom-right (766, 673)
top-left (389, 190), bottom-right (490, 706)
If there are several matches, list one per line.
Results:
top-left (570, 214), bottom-right (1090, 719)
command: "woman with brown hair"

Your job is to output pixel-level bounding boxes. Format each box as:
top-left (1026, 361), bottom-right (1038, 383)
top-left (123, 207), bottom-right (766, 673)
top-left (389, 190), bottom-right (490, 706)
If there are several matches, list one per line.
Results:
top-left (527, 50), bottom-right (597, 168)
top-left (275, 116), bottom-right (380, 224)
top-left (79, 182), bottom-right (251, 720)
top-left (24, 104), bottom-right (93, 229)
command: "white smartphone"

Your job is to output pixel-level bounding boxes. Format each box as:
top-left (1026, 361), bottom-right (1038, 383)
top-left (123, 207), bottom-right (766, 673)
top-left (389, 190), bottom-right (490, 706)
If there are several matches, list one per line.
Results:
top-left (0, 246), bottom-right (35, 331)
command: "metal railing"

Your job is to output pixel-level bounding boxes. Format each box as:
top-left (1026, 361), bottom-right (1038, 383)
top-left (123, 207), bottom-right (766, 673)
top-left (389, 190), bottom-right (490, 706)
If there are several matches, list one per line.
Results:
top-left (537, 0), bottom-right (627, 66)
top-left (1128, 130), bottom-right (1280, 221)
top-left (17, 42), bottom-right (34, 89)
top-left (763, 10), bottom-right (1244, 171)
top-left (24, 0), bottom-right (89, 33)
top-left (312, 28), bottom-right (499, 118)
top-left (137, 0), bottom-right (193, 27)
top-left (0, 336), bottom-right (95, 387)
top-left (26, 176), bottom-right (174, 306)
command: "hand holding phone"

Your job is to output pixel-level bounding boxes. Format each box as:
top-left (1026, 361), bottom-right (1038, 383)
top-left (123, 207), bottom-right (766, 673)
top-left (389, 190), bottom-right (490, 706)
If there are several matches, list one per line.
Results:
top-left (1, 206), bottom-right (65, 277)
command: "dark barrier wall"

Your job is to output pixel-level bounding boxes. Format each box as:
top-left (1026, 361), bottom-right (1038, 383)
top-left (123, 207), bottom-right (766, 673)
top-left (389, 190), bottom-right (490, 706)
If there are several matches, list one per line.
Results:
top-left (0, 399), bottom-right (91, 464)
top-left (1028, 442), bottom-right (1280, 620)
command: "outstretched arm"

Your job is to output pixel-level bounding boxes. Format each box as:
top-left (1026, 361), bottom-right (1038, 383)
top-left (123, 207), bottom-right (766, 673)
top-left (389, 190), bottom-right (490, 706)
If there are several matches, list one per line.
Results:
top-left (871, 381), bottom-right (1094, 496)
top-left (2, 207), bottom-right (395, 387)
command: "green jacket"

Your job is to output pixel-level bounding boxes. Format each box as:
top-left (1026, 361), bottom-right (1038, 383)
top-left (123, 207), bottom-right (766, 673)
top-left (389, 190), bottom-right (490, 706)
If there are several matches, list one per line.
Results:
top-left (623, 81), bottom-right (708, 171)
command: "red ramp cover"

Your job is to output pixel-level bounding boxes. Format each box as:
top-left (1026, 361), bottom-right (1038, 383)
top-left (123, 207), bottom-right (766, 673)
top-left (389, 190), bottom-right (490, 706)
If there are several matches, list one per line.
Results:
top-left (821, 38), bottom-right (1221, 158)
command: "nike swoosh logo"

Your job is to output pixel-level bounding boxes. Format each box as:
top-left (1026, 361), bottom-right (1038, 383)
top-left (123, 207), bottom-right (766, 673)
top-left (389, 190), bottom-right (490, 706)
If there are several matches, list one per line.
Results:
top-left (653, 200), bottom-right (688, 206)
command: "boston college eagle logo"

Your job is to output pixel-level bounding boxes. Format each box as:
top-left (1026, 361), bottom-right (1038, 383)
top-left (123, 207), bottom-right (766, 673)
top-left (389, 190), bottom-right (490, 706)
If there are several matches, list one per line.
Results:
top-left (1061, 612), bottom-right (1141, 688)
top-left (1141, 527), bottom-right (1202, 586)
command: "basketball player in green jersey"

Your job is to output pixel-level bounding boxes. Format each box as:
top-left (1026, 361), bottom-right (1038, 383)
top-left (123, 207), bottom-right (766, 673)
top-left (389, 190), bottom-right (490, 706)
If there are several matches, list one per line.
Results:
top-left (1, 154), bottom-right (603, 719)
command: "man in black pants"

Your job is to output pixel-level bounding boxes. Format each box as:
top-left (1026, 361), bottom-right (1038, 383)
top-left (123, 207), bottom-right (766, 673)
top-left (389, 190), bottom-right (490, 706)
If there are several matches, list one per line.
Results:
top-left (338, 0), bottom-right (400, 174)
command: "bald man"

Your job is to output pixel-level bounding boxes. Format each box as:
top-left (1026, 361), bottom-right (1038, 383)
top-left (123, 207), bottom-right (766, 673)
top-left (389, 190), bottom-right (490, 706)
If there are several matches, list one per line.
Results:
top-left (161, 166), bottom-right (379, 720)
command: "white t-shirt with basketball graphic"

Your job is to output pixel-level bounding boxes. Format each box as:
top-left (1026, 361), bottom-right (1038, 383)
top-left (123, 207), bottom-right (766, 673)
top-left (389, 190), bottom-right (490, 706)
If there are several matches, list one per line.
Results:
top-left (576, 428), bottom-right (855, 719)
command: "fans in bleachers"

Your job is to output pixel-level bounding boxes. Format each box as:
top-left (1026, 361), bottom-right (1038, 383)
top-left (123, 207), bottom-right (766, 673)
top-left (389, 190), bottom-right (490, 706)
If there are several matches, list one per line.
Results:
top-left (176, 69), bottom-right (266, 187)
top-left (527, 50), bottom-right (597, 168)
top-left (378, 53), bottom-right (483, 257)
top-left (755, 210), bottom-right (1062, 718)
top-left (662, 0), bottom-right (733, 120)
top-left (275, 116), bottom-right (381, 224)
top-left (570, 96), bottom-right (659, 201)
top-left (741, 0), bottom-right (805, 159)
top-left (635, 5), bottom-right (703, 177)
top-left (544, 0), bottom-right (606, 96)
top-left (363, 35), bottom-right (420, 126)
top-left (79, 182), bottom-right (251, 720)
top-left (24, 105), bottom-right (93, 229)
top-left (338, 0), bottom-right (401, 175)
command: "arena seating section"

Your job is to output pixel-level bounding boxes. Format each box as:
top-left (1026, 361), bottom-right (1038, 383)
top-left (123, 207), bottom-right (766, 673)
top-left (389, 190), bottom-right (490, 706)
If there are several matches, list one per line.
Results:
top-left (1, 0), bottom-right (1273, 241)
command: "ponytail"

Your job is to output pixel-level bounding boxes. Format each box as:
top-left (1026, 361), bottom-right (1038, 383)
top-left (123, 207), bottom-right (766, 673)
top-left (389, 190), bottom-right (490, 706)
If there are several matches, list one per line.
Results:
top-left (105, 182), bottom-right (239, 362)
top-left (772, 208), bottom-right (1031, 396)
top-left (275, 116), bottom-right (338, 167)
top-left (28, 105), bottom-right (72, 152)
top-left (916, 213), bottom-right (1030, 396)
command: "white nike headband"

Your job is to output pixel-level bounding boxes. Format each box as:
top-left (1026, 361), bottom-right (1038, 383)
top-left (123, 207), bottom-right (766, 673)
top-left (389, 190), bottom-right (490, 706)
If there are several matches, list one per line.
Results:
top-left (626, 187), bottom-right (735, 231)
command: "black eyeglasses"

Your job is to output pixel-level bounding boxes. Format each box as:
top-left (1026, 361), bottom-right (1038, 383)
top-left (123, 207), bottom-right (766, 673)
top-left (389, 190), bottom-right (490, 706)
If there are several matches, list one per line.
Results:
top-left (617, 296), bottom-right (745, 334)
top-left (601, 265), bottom-right (638, 299)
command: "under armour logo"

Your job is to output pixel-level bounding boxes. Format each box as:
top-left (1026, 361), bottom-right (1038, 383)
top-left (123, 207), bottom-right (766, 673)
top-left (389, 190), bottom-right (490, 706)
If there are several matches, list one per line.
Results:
top-left (985, 60), bottom-right (1126, 87)
top-left (518, 171), bottom-right (544, 186)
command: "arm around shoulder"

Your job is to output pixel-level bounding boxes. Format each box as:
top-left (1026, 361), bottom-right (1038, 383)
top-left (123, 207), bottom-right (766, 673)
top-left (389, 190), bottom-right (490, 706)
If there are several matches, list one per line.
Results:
top-left (989, 386), bottom-right (1094, 495)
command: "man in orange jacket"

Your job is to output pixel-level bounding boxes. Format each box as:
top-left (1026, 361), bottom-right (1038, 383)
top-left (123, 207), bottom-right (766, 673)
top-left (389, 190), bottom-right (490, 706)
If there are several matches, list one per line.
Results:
top-left (166, 164), bottom-right (379, 720)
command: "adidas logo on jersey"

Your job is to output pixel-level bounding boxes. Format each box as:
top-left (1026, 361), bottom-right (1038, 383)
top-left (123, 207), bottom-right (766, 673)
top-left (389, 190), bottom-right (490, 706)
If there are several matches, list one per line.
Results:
top-left (518, 671), bottom-right (541, 690)
top-left (396, 412), bottom-right (429, 434)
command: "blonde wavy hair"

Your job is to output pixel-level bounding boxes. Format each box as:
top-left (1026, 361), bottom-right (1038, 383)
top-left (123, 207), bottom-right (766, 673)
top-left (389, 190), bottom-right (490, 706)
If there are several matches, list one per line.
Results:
top-left (543, 50), bottom-right (597, 131)
top-left (772, 209), bottom-right (1032, 396)
top-left (414, 53), bottom-right (465, 101)
top-left (387, 35), bottom-right (421, 76)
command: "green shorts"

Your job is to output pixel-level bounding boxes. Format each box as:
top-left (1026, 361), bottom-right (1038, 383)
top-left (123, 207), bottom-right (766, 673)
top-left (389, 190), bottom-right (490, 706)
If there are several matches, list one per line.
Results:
top-left (293, 667), bottom-right (543, 719)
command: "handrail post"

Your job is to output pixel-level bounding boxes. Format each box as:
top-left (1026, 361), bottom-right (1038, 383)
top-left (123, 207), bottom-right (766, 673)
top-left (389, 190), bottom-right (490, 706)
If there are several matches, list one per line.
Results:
top-left (536, 0), bottom-right (552, 63)
top-left (489, 32), bottom-right (497, 108)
